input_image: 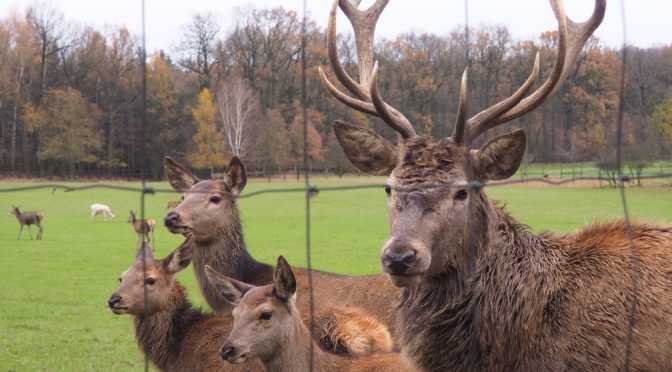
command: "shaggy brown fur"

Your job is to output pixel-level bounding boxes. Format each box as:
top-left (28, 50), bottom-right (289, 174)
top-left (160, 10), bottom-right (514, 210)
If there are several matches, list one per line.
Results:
top-left (313, 307), bottom-right (394, 355)
top-left (219, 257), bottom-right (410, 372)
top-left (163, 156), bottom-right (402, 352)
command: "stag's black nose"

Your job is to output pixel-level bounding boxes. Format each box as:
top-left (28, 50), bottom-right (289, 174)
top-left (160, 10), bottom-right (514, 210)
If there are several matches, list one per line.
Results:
top-left (383, 248), bottom-right (416, 275)
top-left (164, 212), bottom-right (180, 227)
top-left (107, 294), bottom-right (121, 308)
top-left (220, 345), bottom-right (236, 361)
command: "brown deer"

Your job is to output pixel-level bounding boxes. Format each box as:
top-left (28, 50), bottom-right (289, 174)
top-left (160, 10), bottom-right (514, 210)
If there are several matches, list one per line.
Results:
top-left (127, 210), bottom-right (155, 243)
top-left (107, 236), bottom-right (263, 371)
top-left (166, 200), bottom-right (181, 209)
top-left (216, 256), bottom-right (410, 372)
top-left (322, 0), bottom-right (672, 370)
top-left (163, 156), bottom-right (402, 352)
top-left (11, 206), bottom-right (44, 240)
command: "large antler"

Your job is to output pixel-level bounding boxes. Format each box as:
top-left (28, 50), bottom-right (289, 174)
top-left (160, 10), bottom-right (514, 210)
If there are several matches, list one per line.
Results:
top-left (453, 0), bottom-right (606, 145)
top-left (318, 0), bottom-right (417, 139)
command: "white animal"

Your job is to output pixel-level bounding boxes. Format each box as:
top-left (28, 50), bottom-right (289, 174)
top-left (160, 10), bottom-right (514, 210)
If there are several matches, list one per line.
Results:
top-left (90, 203), bottom-right (116, 221)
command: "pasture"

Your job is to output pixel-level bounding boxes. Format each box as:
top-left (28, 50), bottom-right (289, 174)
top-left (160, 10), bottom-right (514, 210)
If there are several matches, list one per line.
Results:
top-left (1, 178), bottom-right (671, 370)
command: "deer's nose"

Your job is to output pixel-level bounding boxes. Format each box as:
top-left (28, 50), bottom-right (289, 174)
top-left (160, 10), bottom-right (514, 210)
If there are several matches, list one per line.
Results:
top-left (164, 212), bottom-right (180, 227)
top-left (107, 294), bottom-right (122, 308)
top-left (383, 246), bottom-right (416, 275)
top-left (220, 344), bottom-right (236, 361)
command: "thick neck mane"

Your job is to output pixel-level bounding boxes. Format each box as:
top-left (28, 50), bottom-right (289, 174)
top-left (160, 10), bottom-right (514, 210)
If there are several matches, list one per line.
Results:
top-left (133, 284), bottom-right (205, 371)
top-left (192, 215), bottom-right (273, 313)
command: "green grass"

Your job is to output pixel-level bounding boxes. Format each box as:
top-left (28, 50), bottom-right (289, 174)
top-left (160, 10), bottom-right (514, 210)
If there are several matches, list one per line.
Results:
top-left (0, 178), bottom-right (670, 370)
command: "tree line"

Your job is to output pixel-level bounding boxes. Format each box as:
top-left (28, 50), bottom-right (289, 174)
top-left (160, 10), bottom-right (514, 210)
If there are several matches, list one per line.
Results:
top-left (0, 4), bottom-right (671, 179)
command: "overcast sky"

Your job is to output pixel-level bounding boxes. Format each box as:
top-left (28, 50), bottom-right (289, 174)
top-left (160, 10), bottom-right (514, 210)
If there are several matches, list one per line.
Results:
top-left (1, 0), bottom-right (669, 53)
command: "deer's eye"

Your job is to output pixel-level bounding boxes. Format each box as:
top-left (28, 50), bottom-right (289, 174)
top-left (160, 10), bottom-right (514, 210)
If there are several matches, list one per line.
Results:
top-left (384, 185), bottom-right (391, 196)
top-left (145, 278), bottom-right (156, 285)
top-left (209, 196), bottom-right (221, 204)
top-left (259, 312), bottom-right (272, 321)
top-left (118, 277), bottom-right (122, 283)
top-left (454, 189), bottom-right (469, 201)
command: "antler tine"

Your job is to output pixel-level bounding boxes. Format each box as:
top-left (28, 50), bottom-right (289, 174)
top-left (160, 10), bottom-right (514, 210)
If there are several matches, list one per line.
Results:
top-left (464, 0), bottom-right (606, 143)
top-left (452, 68), bottom-right (469, 145)
top-left (369, 62), bottom-right (416, 138)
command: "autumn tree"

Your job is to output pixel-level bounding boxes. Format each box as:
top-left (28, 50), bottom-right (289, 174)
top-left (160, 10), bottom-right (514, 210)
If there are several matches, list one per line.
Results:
top-left (188, 88), bottom-right (226, 174)
top-left (177, 12), bottom-right (220, 89)
top-left (649, 94), bottom-right (672, 141)
top-left (23, 87), bottom-right (103, 177)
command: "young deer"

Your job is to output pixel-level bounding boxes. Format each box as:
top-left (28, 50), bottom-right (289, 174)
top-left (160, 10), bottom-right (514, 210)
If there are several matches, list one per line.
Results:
top-left (163, 156), bottom-right (402, 353)
top-left (127, 210), bottom-right (155, 243)
top-left (216, 256), bottom-right (409, 372)
top-left (90, 203), bottom-right (116, 221)
top-left (323, 0), bottom-right (672, 370)
top-left (107, 237), bottom-right (264, 371)
top-left (11, 206), bottom-right (44, 240)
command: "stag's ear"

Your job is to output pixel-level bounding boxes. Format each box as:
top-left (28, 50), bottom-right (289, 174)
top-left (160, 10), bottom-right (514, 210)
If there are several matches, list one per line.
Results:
top-left (333, 121), bottom-right (397, 176)
top-left (164, 156), bottom-right (200, 193)
top-left (164, 235), bottom-right (194, 274)
top-left (135, 241), bottom-right (154, 262)
top-left (204, 265), bottom-right (254, 306)
top-left (470, 129), bottom-right (526, 181)
top-left (225, 156), bottom-right (247, 196)
top-left (273, 256), bottom-right (297, 303)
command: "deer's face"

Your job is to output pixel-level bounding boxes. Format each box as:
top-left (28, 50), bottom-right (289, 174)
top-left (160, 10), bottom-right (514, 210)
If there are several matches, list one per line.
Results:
top-left (163, 156), bottom-right (247, 242)
top-left (221, 285), bottom-right (291, 364)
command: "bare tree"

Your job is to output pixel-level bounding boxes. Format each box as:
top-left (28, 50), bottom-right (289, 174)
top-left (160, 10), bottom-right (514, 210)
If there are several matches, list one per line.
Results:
top-left (216, 77), bottom-right (258, 157)
top-left (176, 12), bottom-right (220, 89)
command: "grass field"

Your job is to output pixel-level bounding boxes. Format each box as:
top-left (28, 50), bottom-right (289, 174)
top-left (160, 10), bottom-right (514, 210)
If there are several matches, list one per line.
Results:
top-left (1, 178), bottom-right (671, 371)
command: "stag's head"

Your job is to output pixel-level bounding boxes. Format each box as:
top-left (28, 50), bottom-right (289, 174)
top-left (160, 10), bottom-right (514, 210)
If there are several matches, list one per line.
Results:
top-left (321, 0), bottom-right (605, 287)
top-left (163, 156), bottom-right (246, 242)
top-left (205, 257), bottom-right (297, 365)
top-left (107, 236), bottom-right (193, 316)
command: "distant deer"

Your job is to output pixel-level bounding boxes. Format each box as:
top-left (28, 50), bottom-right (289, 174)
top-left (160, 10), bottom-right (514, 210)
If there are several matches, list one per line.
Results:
top-left (90, 203), bottom-right (116, 221)
top-left (11, 206), bottom-right (44, 240)
top-left (322, 0), bottom-right (672, 370)
top-left (216, 256), bottom-right (409, 372)
top-left (166, 200), bottom-right (180, 209)
top-left (163, 156), bottom-right (402, 352)
top-left (127, 210), bottom-right (155, 244)
top-left (107, 237), bottom-right (263, 371)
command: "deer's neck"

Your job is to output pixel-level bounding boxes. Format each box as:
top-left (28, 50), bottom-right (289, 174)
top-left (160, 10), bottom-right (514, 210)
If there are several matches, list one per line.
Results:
top-left (133, 284), bottom-right (205, 371)
top-left (396, 197), bottom-right (563, 371)
top-left (262, 311), bottom-right (345, 372)
top-left (192, 217), bottom-right (273, 313)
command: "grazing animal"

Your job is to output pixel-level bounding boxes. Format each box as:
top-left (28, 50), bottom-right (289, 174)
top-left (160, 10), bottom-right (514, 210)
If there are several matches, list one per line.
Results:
top-left (107, 237), bottom-right (263, 371)
top-left (127, 210), bottom-right (155, 243)
top-left (11, 206), bottom-right (44, 240)
top-left (166, 200), bottom-right (180, 209)
top-left (90, 203), bottom-right (116, 221)
top-left (163, 156), bottom-right (402, 353)
top-left (217, 256), bottom-right (409, 372)
top-left (321, 0), bottom-right (672, 370)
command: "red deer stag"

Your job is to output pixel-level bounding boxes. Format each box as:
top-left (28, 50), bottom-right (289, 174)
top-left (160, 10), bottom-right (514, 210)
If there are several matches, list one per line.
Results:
top-left (322, 0), bottom-right (672, 370)
top-left (127, 210), bottom-right (155, 244)
top-left (107, 236), bottom-right (263, 371)
top-left (163, 156), bottom-right (402, 352)
top-left (12, 206), bottom-right (44, 240)
top-left (215, 256), bottom-right (409, 372)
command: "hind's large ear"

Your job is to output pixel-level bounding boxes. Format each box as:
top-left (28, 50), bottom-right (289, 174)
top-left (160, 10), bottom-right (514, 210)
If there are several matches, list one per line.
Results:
top-left (225, 156), bottom-right (247, 196)
top-left (164, 156), bottom-right (200, 193)
top-left (135, 241), bottom-right (154, 262)
top-left (333, 121), bottom-right (397, 176)
top-left (273, 256), bottom-right (297, 303)
top-left (470, 129), bottom-right (526, 181)
top-left (204, 265), bottom-right (254, 306)
top-left (164, 235), bottom-right (194, 274)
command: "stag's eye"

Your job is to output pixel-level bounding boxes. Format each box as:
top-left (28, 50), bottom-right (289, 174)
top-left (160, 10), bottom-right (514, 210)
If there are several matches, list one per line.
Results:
top-left (209, 195), bottom-right (221, 204)
top-left (454, 189), bottom-right (469, 201)
top-left (118, 277), bottom-right (122, 283)
top-left (145, 277), bottom-right (156, 285)
top-left (384, 185), bottom-right (391, 196)
top-left (259, 311), bottom-right (272, 321)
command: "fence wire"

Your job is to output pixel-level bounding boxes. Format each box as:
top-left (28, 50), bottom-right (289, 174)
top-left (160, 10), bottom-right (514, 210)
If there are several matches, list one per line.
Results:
top-left (0, 0), bottom-right (668, 371)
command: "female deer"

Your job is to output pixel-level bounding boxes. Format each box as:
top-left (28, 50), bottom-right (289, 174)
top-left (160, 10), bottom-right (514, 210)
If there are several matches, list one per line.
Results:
top-left (127, 210), bottom-right (155, 243)
top-left (322, 0), bottom-right (672, 370)
top-left (12, 206), bottom-right (44, 240)
top-left (215, 256), bottom-right (410, 372)
top-left (163, 156), bottom-right (402, 353)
